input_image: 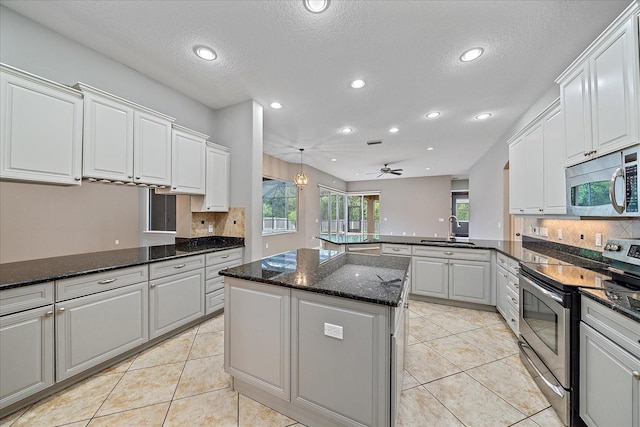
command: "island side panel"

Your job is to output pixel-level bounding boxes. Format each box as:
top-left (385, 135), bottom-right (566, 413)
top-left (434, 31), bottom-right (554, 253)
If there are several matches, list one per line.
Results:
top-left (224, 277), bottom-right (290, 401)
top-left (291, 290), bottom-right (391, 427)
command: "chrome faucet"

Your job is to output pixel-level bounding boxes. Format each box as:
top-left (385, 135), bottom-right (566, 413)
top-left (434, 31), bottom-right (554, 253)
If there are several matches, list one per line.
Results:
top-left (448, 215), bottom-right (460, 240)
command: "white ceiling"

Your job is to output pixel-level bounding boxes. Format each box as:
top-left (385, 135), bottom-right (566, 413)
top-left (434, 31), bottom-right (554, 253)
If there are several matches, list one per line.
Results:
top-left (1, 0), bottom-right (631, 182)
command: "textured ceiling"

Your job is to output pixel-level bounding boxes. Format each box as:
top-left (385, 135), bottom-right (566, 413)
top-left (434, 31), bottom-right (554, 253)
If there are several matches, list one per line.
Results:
top-left (1, 0), bottom-right (632, 181)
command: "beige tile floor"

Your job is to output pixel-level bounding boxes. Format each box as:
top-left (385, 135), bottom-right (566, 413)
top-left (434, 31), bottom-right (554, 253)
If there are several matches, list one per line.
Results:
top-left (0, 300), bottom-right (565, 427)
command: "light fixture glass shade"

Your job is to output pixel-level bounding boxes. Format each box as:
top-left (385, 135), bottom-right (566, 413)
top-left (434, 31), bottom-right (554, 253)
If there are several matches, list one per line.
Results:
top-left (294, 148), bottom-right (308, 189)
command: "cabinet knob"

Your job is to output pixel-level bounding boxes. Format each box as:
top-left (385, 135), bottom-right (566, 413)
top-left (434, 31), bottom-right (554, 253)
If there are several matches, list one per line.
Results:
top-left (128, 175), bottom-right (133, 179)
top-left (172, 187), bottom-right (177, 190)
top-left (511, 318), bottom-right (516, 323)
top-left (633, 371), bottom-right (640, 381)
top-left (135, 176), bottom-right (141, 180)
top-left (444, 251), bottom-right (454, 255)
top-left (511, 297), bottom-right (518, 304)
top-left (519, 209), bottom-right (524, 213)
top-left (207, 207), bottom-right (211, 210)
top-left (57, 307), bottom-right (65, 314)
top-left (45, 310), bottom-right (53, 317)
top-left (150, 283), bottom-right (157, 288)
top-left (75, 177), bottom-right (81, 181)
top-left (539, 208), bottom-right (543, 212)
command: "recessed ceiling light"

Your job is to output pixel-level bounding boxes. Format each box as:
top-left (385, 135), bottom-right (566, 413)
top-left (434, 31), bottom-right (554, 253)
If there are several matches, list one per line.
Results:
top-left (475, 113), bottom-right (492, 120)
top-left (331, 158), bottom-right (337, 162)
top-left (340, 127), bottom-right (353, 134)
top-left (389, 127), bottom-right (399, 133)
top-left (270, 102), bottom-right (282, 109)
top-left (425, 167), bottom-right (431, 171)
top-left (304, 0), bottom-right (329, 13)
top-left (460, 47), bottom-right (484, 62)
top-left (355, 173), bottom-right (360, 176)
top-left (425, 112), bottom-right (440, 119)
top-left (426, 147), bottom-right (435, 151)
top-left (193, 45), bottom-right (217, 61)
top-left (350, 79), bottom-right (366, 89)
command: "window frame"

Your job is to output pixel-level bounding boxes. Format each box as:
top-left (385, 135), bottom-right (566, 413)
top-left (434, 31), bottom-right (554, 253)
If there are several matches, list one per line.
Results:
top-left (262, 176), bottom-right (299, 236)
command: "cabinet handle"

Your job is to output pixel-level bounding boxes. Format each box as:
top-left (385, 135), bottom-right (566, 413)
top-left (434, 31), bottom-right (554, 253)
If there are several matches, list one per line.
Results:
top-left (172, 187), bottom-right (177, 190)
top-left (75, 177), bottom-right (81, 181)
top-left (499, 259), bottom-right (505, 264)
top-left (519, 209), bottom-right (524, 213)
top-left (221, 297), bottom-right (225, 302)
top-left (45, 311), bottom-right (53, 317)
top-left (444, 251), bottom-right (454, 255)
top-left (511, 297), bottom-right (518, 304)
top-left (392, 248), bottom-right (400, 251)
top-left (207, 207), bottom-right (211, 210)
top-left (150, 283), bottom-right (157, 288)
top-left (539, 208), bottom-right (543, 212)
top-left (174, 264), bottom-right (186, 269)
top-left (633, 371), bottom-right (640, 380)
top-left (511, 318), bottom-right (516, 323)
top-left (135, 176), bottom-right (141, 180)
top-left (128, 175), bottom-right (133, 178)
top-left (98, 278), bottom-right (117, 284)
top-left (57, 307), bottom-right (65, 314)
top-left (502, 273), bottom-right (508, 278)
top-left (221, 255), bottom-right (230, 259)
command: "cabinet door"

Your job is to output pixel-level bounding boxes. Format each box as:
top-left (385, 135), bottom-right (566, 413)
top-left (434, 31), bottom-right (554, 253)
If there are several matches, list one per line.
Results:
top-left (205, 146), bottom-right (231, 211)
top-left (561, 64), bottom-right (592, 166)
top-left (523, 123), bottom-right (544, 214)
top-left (170, 128), bottom-right (205, 194)
top-left (496, 268), bottom-right (509, 318)
top-left (149, 269), bottom-right (204, 339)
top-left (590, 19), bottom-right (639, 155)
top-left (543, 105), bottom-right (567, 214)
top-left (449, 260), bottom-right (491, 305)
top-left (0, 67), bottom-right (83, 185)
top-left (411, 257), bottom-right (448, 298)
top-left (580, 323), bottom-right (640, 427)
top-left (56, 283), bottom-right (148, 381)
top-left (508, 137), bottom-right (525, 214)
top-left (0, 305), bottom-right (54, 409)
top-left (82, 91), bottom-right (134, 181)
top-left (133, 110), bottom-right (172, 186)
top-left (225, 278), bottom-right (290, 401)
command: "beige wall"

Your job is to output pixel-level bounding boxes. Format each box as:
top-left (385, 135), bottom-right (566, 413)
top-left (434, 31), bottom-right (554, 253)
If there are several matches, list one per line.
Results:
top-left (347, 176), bottom-right (452, 238)
top-left (0, 181), bottom-right (139, 263)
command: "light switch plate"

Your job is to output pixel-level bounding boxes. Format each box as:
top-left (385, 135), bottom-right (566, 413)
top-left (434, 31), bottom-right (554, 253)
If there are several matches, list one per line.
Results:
top-left (324, 322), bottom-right (343, 340)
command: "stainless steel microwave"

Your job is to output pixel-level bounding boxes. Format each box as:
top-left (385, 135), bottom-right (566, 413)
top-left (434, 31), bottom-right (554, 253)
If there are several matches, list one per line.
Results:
top-left (565, 145), bottom-right (638, 217)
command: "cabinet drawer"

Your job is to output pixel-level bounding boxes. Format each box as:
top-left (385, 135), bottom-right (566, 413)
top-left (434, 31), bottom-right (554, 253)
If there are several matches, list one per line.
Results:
top-left (149, 255), bottom-right (205, 280)
top-left (507, 273), bottom-right (520, 294)
top-left (0, 282), bottom-right (54, 316)
top-left (581, 296), bottom-right (640, 359)
top-left (206, 259), bottom-right (242, 280)
top-left (56, 266), bottom-right (148, 302)
top-left (206, 276), bottom-right (224, 294)
top-left (381, 244), bottom-right (411, 256)
top-left (412, 246), bottom-right (491, 261)
top-left (496, 253), bottom-right (520, 276)
top-left (507, 259), bottom-right (520, 276)
top-left (506, 285), bottom-right (519, 310)
top-left (205, 288), bottom-right (225, 315)
top-left (205, 249), bottom-right (243, 268)
top-left (506, 306), bottom-right (519, 335)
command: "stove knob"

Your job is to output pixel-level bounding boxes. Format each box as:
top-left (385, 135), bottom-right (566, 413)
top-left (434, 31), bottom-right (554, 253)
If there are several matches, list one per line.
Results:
top-left (610, 244), bottom-right (620, 252)
top-left (604, 244), bottom-right (611, 251)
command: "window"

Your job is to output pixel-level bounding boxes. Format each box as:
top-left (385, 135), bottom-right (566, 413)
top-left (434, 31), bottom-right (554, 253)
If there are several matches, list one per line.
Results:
top-left (262, 178), bottom-right (297, 235)
top-left (320, 187), bottom-right (379, 237)
top-left (455, 199), bottom-right (470, 221)
top-left (148, 190), bottom-right (176, 231)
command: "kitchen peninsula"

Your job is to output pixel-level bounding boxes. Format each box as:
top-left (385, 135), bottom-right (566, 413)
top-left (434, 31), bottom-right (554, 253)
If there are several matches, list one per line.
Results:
top-left (220, 249), bottom-right (410, 427)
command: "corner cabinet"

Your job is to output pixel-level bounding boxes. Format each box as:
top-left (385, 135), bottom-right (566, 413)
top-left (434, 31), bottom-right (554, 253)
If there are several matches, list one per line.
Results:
top-left (508, 100), bottom-right (566, 215)
top-left (557, 3), bottom-right (640, 166)
top-left (0, 64), bottom-right (83, 185)
top-left (156, 125), bottom-right (207, 195)
top-left (411, 246), bottom-right (492, 305)
top-left (74, 83), bottom-right (174, 186)
top-left (191, 142), bottom-right (231, 212)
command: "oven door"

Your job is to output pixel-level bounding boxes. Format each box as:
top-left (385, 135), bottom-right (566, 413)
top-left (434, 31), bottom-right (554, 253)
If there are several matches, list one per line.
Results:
top-left (518, 273), bottom-right (570, 388)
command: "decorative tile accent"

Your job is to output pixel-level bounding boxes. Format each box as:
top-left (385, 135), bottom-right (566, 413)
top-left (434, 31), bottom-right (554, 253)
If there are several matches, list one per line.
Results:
top-left (190, 207), bottom-right (245, 238)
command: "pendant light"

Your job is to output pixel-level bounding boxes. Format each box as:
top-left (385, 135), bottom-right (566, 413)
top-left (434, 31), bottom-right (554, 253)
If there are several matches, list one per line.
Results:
top-left (293, 148), bottom-right (308, 189)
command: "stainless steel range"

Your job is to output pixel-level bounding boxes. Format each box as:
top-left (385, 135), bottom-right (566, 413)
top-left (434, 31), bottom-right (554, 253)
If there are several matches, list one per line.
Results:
top-left (518, 239), bottom-right (640, 427)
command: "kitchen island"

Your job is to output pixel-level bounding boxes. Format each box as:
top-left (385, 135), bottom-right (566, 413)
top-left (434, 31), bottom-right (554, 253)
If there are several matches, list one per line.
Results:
top-left (220, 249), bottom-right (410, 427)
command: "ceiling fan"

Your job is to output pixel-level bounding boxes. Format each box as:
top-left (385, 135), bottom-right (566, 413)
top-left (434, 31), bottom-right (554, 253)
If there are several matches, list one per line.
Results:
top-left (367, 164), bottom-right (403, 178)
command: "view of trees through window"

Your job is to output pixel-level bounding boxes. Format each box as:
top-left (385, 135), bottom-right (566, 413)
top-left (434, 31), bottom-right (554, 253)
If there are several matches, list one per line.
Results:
top-left (262, 178), bottom-right (297, 235)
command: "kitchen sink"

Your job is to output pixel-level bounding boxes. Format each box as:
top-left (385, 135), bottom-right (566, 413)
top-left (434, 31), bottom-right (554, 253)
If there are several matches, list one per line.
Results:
top-left (420, 239), bottom-right (475, 246)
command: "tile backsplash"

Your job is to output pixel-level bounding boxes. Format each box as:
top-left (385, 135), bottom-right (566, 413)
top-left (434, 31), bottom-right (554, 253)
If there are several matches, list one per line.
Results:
top-left (190, 207), bottom-right (245, 238)
top-left (522, 217), bottom-right (640, 252)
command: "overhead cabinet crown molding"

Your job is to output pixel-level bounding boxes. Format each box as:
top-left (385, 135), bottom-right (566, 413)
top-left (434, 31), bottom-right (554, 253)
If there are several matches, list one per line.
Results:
top-left (0, 63), bottom-right (83, 186)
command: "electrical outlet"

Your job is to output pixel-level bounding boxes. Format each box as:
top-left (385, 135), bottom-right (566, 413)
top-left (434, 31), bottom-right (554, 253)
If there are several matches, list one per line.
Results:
top-left (208, 224), bottom-right (213, 232)
top-left (580, 234), bottom-right (585, 240)
top-left (265, 243), bottom-right (269, 249)
top-left (115, 240), bottom-right (119, 245)
top-left (595, 233), bottom-right (602, 247)
top-left (324, 323), bottom-right (343, 340)
top-left (539, 227), bottom-right (548, 237)
top-left (557, 229), bottom-right (563, 240)
top-left (439, 218), bottom-right (444, 222)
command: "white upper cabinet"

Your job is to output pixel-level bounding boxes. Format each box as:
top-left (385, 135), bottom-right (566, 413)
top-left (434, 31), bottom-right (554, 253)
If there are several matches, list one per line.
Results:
top-left (168, 125), bottom-right (206, 195)
top-left (557, 3), bottom-right (639, 166)
top-left (75, 83), bottom-right (174, 186)
top-left (0, 64), bottom-right (83, 185)
top-left (191, 142), bottom-right (231, 212)
top-left (509, 100), bottom-right (565, 215)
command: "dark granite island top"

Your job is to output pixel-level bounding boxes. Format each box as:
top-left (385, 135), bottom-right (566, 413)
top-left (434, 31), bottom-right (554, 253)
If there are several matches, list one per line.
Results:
top-left (220, 248), bottom-right (410, 306)
top-left (0, 236), bottom-right (244, 290)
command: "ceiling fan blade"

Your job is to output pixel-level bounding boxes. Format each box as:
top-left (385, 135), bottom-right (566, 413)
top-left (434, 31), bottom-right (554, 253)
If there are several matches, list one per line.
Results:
top-left (366, 172), bottom-right (379, 175)
top-left (377, 173), bottom-right (384, 178)
top-left (391, 169), bottom-right (403, 172)
top-left (390, 171), bottom-right (402, 175)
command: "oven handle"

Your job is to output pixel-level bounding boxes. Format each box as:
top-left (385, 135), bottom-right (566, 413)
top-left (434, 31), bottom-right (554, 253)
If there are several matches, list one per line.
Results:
top-left (518, 341), bottom-right (565, 398)
top-left (609, 167), bottom-right (625, 214)
top-left (521, 274), bottom-right (563, 304)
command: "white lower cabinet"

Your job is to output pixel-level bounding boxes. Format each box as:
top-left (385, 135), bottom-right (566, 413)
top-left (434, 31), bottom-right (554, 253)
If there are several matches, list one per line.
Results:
top-left (411, 247), bottom-right (492, 305)
top-left (55, 282), bottom-right (148, 381)
top-left (205, 248), bottom-right (243, 314)
top-left (580, 296), bottom-right (640, 427)
top-left (0, 305), bottom-right (54, 409)
top-left (495, 253), bottom-right (520, 335)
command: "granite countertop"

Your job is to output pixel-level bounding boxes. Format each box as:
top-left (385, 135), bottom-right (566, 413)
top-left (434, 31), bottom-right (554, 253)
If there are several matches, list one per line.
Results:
top-left (0, 236), bottom-right (244, 290)
top-left (580, 287), bottom-right (640, 323)
top-left (220, 248), bottom-right (411, 307)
